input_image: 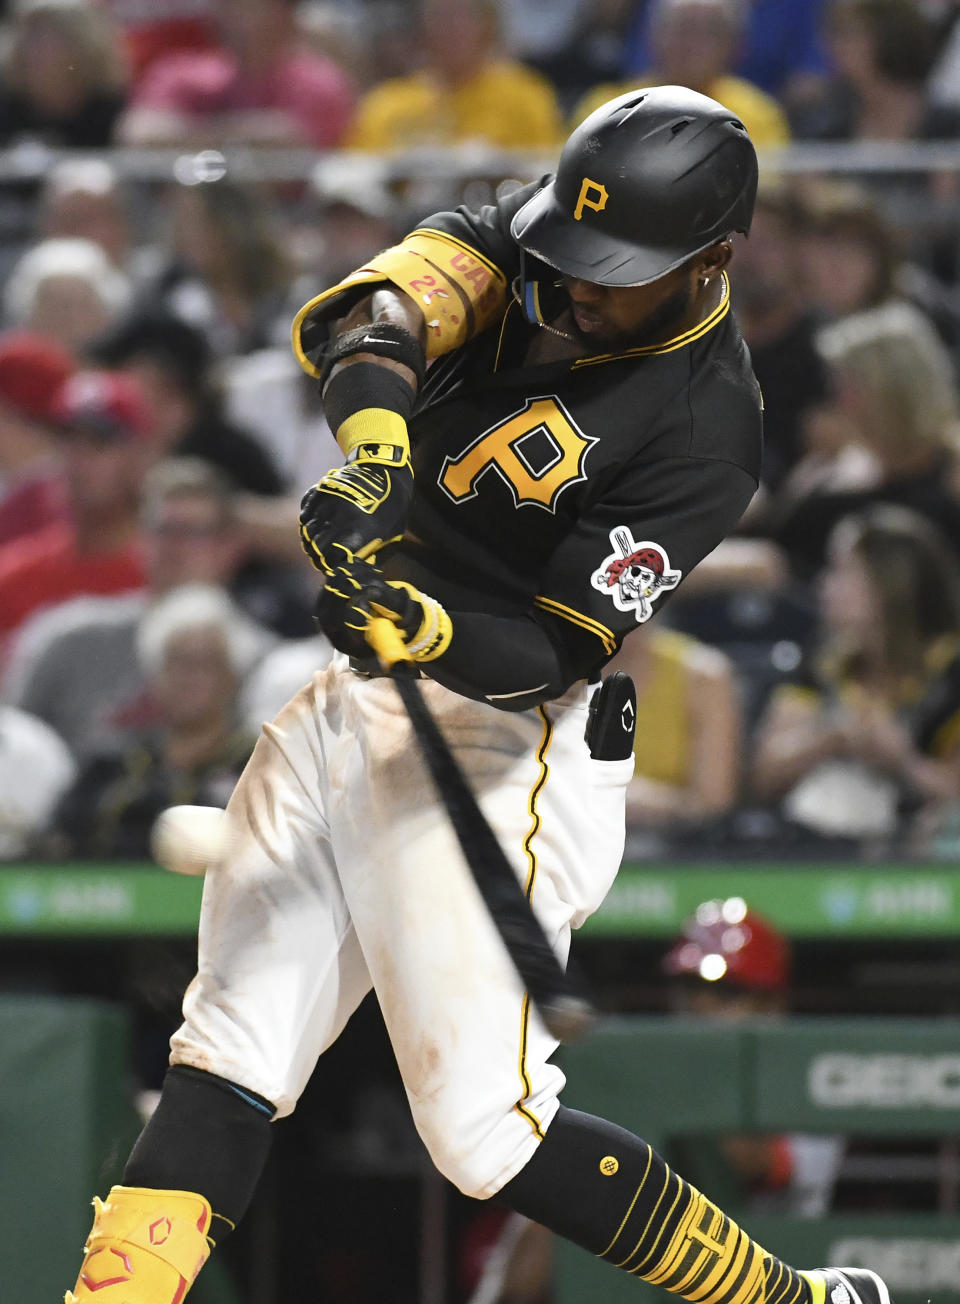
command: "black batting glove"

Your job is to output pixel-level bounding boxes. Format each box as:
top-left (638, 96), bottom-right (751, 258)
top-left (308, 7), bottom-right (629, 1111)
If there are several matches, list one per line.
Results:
top-left (299, 457), bottom-right (414, 568)
top-left (312, 545), bottom-right (380, 658)
top-left (313, 545), bottom-right (452, 664)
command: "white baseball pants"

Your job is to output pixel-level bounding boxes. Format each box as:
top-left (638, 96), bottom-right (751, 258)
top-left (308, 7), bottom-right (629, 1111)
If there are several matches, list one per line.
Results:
top-left (171, 655), bottom-right (633, 1199)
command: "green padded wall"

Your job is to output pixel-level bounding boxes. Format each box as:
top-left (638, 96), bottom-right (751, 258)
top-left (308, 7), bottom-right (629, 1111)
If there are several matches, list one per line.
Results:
top-left (0, 994), bottom-right (239, 1304)
top-left (0, 996), bottom-right (141, 1302)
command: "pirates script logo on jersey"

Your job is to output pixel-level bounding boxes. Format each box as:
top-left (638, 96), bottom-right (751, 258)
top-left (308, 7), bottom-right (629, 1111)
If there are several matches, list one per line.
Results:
top-left (591, 527), bottom-right (681, 622)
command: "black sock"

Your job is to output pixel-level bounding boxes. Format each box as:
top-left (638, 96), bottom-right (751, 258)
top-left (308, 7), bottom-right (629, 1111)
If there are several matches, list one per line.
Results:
top-left (123, 1065), bottom-right (275, 1239)
top-left (498, 1106), bottom-right (809, 1304)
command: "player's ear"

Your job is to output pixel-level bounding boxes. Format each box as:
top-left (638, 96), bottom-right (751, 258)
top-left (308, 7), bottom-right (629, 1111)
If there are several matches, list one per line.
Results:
top-left (696, 240), bottom-right (733, 285)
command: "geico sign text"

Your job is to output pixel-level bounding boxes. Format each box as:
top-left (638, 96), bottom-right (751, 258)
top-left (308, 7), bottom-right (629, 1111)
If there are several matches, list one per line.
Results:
top-left (808, 1053), bottom-right (960, 1108)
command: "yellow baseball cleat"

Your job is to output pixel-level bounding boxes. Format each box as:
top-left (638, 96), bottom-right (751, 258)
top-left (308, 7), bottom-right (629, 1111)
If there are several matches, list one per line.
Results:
top-left (65, 1185), bottom-right (213, 1303)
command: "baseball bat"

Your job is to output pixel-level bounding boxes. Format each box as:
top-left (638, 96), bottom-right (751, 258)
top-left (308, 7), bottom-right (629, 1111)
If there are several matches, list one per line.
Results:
top-left (366, 616), bottom-right (596, 1043)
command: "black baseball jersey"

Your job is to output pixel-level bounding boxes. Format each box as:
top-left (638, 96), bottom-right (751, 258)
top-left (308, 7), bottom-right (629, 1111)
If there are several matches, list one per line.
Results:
top-left (380, 181), bottom-right (763, 691)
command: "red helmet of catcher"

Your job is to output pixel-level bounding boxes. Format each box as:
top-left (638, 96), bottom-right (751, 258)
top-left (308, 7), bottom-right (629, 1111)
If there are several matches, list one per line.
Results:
top-left (661, 897), bottom-right (790, 994)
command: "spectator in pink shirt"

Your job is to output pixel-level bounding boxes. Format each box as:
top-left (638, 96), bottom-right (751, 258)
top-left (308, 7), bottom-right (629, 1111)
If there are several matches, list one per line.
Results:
top-left (117, 0), bottom-right (356, 148)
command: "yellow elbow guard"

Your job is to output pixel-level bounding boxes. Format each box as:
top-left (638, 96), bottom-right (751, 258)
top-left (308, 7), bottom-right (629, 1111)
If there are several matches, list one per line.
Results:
top-left (292, 228), bottom-right (508, 374)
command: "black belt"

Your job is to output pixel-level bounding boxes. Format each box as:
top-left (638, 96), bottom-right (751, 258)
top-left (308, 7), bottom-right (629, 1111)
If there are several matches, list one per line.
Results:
top-left (348, 654), bottom-right (422, 679)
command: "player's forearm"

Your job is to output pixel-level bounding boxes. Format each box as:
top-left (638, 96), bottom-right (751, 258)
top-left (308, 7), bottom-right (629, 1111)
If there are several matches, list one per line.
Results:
top-left (327, 288), bottom-right (426, 394)
top-left (320, 289), bottom-right (423, 464)
top-left (298, 289), bottom-right (428, 564)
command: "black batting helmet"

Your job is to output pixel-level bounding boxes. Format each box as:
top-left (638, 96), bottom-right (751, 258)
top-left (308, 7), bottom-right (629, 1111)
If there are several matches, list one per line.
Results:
top-left (511, 85), bottom-right (758, 287)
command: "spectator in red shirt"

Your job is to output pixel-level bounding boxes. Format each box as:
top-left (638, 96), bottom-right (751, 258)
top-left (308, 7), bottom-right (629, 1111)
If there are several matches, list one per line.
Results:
top-left (117, 0), bottom-right (356, 148)
top-left (0, 370), bottom-right (157, 653)
top-left (0, 330), bottom-right (76, 547)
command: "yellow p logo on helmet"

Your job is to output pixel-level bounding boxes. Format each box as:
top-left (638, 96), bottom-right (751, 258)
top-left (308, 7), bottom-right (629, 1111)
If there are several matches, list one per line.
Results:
top-left (573, 177), bottom-right (609, 221)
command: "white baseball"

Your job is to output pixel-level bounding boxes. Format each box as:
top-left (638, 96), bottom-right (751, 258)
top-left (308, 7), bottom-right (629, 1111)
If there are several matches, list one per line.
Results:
top-left (150, 804), bottom-right (229, 877)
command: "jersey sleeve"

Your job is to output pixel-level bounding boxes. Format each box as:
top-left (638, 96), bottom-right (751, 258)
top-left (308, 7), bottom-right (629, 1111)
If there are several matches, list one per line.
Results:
top-left (535, 454), bottom-right (758, 666)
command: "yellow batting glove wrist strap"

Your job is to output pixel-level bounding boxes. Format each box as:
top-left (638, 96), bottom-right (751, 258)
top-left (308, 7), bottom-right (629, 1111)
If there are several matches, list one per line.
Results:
top-left (337, 408), bottom-right (411, 466)
top-left (385, 581), bottom-right (453, 662)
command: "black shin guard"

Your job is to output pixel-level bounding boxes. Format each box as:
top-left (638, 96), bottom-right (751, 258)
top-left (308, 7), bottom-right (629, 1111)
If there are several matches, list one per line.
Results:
top-left (124, 1065), bottom-right (275, 1238)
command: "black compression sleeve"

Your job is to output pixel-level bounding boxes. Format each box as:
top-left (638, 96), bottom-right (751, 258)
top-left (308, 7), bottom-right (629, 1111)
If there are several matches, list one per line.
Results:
top-left (124, 1065), bottom-right (274, 1236)
top-left (424, 609), bottom-right (600, 711)
top-left (321, 361), bottom-right (417, 433)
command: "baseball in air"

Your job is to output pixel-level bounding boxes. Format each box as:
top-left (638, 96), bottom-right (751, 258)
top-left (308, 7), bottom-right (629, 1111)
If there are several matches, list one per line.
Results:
top-left (150, 804), bottom-right (229, 876)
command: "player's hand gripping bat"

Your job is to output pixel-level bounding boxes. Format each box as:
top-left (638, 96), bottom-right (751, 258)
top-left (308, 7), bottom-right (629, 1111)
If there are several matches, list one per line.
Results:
top-left (365, 616), bottom-right (597, 1044)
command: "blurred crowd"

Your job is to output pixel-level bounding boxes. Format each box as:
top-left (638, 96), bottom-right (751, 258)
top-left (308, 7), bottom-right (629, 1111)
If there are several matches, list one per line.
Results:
top-left (5, 0), bottom-right (960, 863)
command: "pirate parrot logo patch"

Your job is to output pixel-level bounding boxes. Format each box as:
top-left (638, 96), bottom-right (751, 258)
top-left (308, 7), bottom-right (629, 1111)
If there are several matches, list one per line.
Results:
top-left (591, 527), bottom-right (681, 622)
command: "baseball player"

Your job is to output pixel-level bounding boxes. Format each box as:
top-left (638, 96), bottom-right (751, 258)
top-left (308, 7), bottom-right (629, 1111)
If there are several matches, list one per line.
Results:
top-left (65, 88), bottom-right (891, 1304)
